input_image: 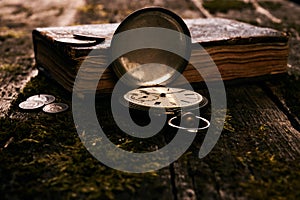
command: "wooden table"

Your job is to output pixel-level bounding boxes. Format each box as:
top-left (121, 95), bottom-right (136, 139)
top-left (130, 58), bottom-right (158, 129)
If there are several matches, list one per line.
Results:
top-left (91, 75), bottom-right (300, 200)
top-left (1, 1), bottom-right (300, 199)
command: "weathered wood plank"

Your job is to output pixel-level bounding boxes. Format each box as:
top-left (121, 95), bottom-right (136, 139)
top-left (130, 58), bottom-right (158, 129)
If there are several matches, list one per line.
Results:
top-left (230, 85), bottom-right (300, 158)
top-left (171, 157), bottom-right (197, 200)
top-left (115, 167), bottom-right (173, 200)
top-left (171, 84), bottom-right (300, 200)
top-left (83, 95), bottom-right (175, 200)
top-left (263, 77), bottom-right (300, 130)
top-left (172, 153), bottom-right (221, 200)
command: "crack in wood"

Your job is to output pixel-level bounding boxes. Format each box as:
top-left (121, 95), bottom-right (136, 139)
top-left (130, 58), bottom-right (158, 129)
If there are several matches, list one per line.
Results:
top-left (261, 81), bottom-right (300, 132)
top-left (169, 163), bottom-right (179, 200)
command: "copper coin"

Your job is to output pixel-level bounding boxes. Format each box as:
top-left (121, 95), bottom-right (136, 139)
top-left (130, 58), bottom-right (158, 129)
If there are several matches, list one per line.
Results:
top-left (43, 103), bottom-right (69, 113)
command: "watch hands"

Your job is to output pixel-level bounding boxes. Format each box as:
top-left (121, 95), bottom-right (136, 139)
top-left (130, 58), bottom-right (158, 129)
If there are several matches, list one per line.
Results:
top-left (139, 89), bottom-right (187, 95)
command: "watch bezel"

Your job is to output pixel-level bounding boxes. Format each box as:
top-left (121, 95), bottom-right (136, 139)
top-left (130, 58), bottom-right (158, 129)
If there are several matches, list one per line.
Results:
top-left (120, 86), bottom-right (208, 115)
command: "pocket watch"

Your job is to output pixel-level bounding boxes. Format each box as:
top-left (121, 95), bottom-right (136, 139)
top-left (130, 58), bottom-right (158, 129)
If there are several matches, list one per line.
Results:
top-left (123, 86), bottom-right (204, 111)
top-left (110, 7), bottom-right (210, 131)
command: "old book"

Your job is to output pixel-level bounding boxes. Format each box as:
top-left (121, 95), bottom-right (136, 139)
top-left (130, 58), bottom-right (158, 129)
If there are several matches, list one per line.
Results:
top-left (32, 18), bottom-right (289, 93)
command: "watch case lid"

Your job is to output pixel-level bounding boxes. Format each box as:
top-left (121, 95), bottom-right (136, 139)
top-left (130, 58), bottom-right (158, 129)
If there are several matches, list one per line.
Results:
top-left (111, 7), bottom-right (191, 87)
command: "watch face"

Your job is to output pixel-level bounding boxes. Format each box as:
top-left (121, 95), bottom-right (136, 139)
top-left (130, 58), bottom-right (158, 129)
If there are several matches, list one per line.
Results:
top-left (124, 87), bottom-right (203, 109)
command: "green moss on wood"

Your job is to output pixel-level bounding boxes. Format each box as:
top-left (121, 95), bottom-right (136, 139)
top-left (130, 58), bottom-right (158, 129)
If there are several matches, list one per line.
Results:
top-left (0, 27), bottom-right (25, 40)
top-left (1, 73), bottom-right (166, 199)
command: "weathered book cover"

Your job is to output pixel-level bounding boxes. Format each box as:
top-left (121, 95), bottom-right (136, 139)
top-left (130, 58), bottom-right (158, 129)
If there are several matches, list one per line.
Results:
top-left (32, 18), bottom-right (289, 93)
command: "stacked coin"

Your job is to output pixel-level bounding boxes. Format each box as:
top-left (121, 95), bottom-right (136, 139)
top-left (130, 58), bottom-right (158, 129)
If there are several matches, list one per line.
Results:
top-left (19, 100), bottom-right (44, 110)
top-left (27, 94), bottom-right (56, 105)
top-left (19, 94), bottom-right (68, 114)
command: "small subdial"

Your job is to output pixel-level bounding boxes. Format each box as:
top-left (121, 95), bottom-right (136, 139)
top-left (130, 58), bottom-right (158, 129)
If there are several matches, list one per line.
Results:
top-left (130, 92), bottom-right (159, 102)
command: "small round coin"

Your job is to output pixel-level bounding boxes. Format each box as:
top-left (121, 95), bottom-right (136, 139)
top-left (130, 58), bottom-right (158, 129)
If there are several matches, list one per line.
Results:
top-left (43, 103), bottom-right (69, 114)
top-left (27, 94), bottom-right (55, 105)
top-left (19, 100), bottom-right (44, 110)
